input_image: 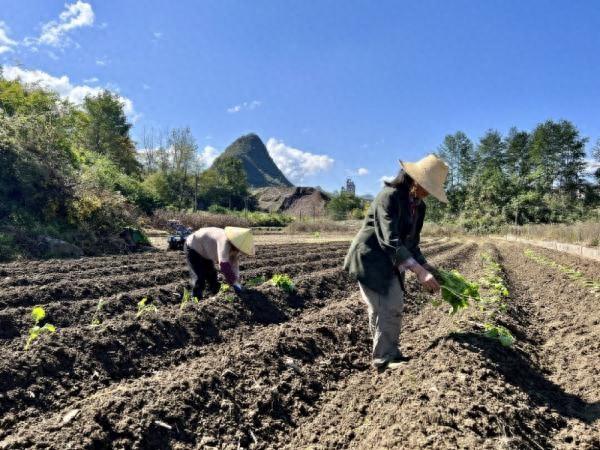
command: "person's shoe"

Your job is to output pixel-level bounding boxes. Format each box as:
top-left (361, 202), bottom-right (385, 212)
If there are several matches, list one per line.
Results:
top-left (387, 354), bottom-right (411, 369)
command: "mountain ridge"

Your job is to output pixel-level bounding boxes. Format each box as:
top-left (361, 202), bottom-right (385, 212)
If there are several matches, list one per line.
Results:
top-left (212, 133), bottom-right (293, 188)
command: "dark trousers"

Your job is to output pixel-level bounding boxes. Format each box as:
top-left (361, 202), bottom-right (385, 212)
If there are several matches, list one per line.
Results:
top-left (185, 244), bottom-right (220, 299)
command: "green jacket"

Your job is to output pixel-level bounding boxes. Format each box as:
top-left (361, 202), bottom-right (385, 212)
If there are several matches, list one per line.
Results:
top-left (343, 186), bottom-right (427, 295)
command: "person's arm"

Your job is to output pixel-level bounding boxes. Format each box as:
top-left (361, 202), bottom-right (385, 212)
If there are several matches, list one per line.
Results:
top-left (374, 193), bottom-right (438, 292)
top-left (411, 201), bottom-right (428, 266)
top-left (217, 239), bottom-right (238, 286)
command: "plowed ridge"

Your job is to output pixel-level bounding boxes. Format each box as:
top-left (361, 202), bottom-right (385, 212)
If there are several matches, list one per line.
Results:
top-left (0, 238), bottom-right (597, 449)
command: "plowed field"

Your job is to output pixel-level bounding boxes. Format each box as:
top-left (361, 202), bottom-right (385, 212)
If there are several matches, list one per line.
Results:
top-left (0, 239), bottom-right (598, 449)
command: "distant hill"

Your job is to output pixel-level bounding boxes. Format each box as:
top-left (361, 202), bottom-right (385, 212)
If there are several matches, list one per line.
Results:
top-left (212, 134), bottom-right (293, 188)
top-left (253, 186), bottom-right (331, 217)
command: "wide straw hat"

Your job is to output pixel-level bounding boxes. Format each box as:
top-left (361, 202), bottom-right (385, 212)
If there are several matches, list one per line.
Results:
top-left (224, 227), bottom-right (255, 256)
top-left (399, 154), bottom-right (449, 203)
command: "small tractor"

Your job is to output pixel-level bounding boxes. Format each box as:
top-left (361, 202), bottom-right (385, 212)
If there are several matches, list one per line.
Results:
top-left (167, 220), bottom-right (192, 251)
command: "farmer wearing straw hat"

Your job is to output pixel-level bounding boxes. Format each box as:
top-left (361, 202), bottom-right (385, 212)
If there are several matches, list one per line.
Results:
top-left (344, 154), bottom-right (449, 371)
top-left (184, 226), bottom-right (255, 299)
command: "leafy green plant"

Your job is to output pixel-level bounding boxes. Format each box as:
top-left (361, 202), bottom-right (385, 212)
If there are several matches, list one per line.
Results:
top-left (269, 274), bottom-right (296, 294)
top-left (245, 275), bottom-right (266, 287)
top-left (224, 294), bottom-right (236, 303)
top-left (434, 269), bottom-right (480, 314)
top-left (136, 297), bottom-right (158, 318)
top-left (179, 288), bottom-right (199, 310)
top-left (524, 248), bottom-right (599, 297)
top-left (313, 231), bottom-right (321, 238)
top-left (479, 253), bottom-right (510, 304)
top-left (483, 323), bottom-right (515, 347)
top-left (25, 306), bottom-right (56, 350)
top-left (219, 283), bottom-right (231, 293)
top-left (91, 299), bottom-right (106, 326)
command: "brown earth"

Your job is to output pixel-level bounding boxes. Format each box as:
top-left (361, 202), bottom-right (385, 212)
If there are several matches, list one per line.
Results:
top-left (0, 239), bottom-right (597, 449)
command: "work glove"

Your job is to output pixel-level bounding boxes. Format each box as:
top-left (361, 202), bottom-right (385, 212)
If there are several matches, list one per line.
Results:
top-left (233, 284), bottom-right (244, 294)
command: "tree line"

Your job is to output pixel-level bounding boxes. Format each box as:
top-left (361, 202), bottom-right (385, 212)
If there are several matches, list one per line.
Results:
top-left (430, 121), bottom-right (600, 230)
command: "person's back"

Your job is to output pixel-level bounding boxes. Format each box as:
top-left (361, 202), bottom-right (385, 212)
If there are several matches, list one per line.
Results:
top-left (186, 227), bottom-right (231, 266)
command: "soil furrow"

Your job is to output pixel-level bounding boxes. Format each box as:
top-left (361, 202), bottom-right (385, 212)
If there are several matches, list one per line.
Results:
top-left (0, 241), bottom-right (470, 442)
top-left (495, 242), bottom-right (600, 449)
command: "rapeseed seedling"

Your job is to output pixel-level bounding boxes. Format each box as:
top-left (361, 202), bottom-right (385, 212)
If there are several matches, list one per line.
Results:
top-left (91, 299), bottom-right (105, 326)
top-left (25, 306), bottom-right (56, 350)
top-left (270, 274), bottom-right (295, 293)
top-left (245, 275), bottom-right (266, 287)
top-left (524, 248), bottom-right (599, 297)
top-left (483, 323), bottom-right (515, 347)
top-left (219, 283), bottom-right (231, 294)
top-left (179, 288), bottom-right (199, 310)
top-left (136, 297), bottom-right (158, 318)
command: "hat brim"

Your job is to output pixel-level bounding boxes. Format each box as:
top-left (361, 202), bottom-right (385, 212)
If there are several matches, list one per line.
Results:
top-left (400, 160), bottom-right (449, 203)
top-left (225, 227), bottom-right (255, 256)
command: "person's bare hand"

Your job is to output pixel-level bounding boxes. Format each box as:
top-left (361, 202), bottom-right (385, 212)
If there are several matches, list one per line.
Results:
top-left (415, 267), bottom-right (440, 293)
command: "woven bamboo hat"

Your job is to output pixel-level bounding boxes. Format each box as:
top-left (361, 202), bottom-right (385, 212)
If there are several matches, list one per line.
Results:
top-left (225, 227), bottom-right (255, 256)
top-left (399, 154), bottom-right (449, 203)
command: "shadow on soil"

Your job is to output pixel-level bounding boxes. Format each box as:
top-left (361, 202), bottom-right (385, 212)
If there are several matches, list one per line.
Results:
top-left (430, 332), bottom-right (600, 424)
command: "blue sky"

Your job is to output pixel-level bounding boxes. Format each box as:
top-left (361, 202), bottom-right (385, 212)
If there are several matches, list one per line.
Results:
top-left (1, 0), bottom-right (600, 194)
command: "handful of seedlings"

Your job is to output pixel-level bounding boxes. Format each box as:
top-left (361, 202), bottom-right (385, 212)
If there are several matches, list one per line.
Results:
top-left (433, 269), bottom-right (481, 314)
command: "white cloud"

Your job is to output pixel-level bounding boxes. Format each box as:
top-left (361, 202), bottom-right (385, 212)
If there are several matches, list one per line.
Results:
top-left (357, 168), bottom-right (369, 176)
top-left (266, 138), bottom-right (334, 183)
top-left (0, 21), bottom-right (17, 54)
top-left (95, 58), bottom-right (107, 66)
top-left (84, 77), bottom-right (99, 83)
top-left (379, 175), bottom-right (395, 186)
top-left (142, 83), bottom-right (151, 90)
top-left (585, 159), bottom-right (600, 173)
top-left (227, 100), bottom-right (261, 114)
top-left (198, 146), bottom-right (221, 167)
top-left (37, 1), bottom-right (95, 47)
top-left (2, 65), bottom-right (137, 120)
top-left (0, 21), bottom-right (17, 46)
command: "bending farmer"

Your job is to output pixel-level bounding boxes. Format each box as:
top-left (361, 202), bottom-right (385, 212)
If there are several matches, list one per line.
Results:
top-left (184, 226), bottom-right (255, 299)
top-left (344, 154), bottom-right (448, 371)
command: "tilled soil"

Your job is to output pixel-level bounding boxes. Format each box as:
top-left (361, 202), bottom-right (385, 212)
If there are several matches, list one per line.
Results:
top-left (0, 239), bottom-right (598, 449)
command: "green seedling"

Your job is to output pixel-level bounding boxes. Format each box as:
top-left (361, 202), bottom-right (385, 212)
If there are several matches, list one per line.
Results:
top-left (219, 283), bottom-right (231, 294)
top-left (179, 288), bottom-right (199, 310)
top-left (136, 297), bottom-right (158, 318)
top-left (434, 269), bottom-right (480, 314)
top-left (524, 248), bottom-right (599, 297)
top-left (25, 306), bottom-right (56, 350)
top-left (270, 274), bottom-right (296, 294)
top-left (313, 231), bottom-right (321, 238)
top-left (245, 275), bottom-right (267, 287)
top-left (224, 294), bottom-right (236, 303)
top-left (91, 299), bottom-right (105, 326)
top-left (483, 323), bottom-right (515, 347)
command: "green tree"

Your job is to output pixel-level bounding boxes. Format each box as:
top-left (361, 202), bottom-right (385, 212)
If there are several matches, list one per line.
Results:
top-left (83, 91), bottom-right (140, 175)
top-left (198, 156), bottom-right (250, 209)
top-left (326, 192), bottom-right (363, 220)
top-left (529, 120), bottom-right (587, 199)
